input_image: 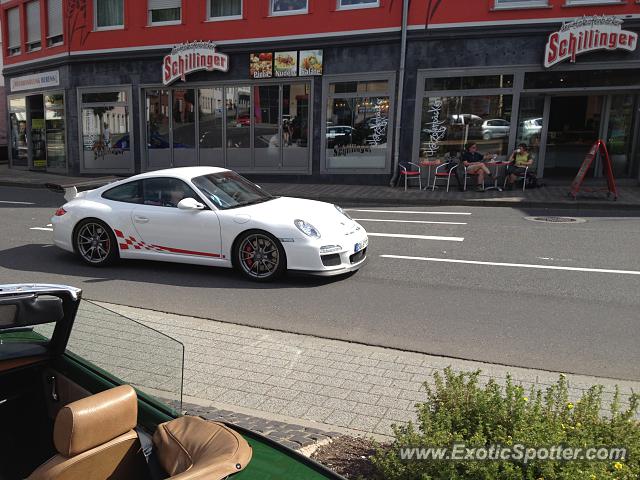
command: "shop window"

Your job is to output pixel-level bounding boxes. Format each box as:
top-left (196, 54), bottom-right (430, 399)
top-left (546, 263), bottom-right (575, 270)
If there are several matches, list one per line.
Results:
top-left (283, 83), bottom-right (310, 169)
top-left (338, 0), bottom-right (379, 9)
top-left (425, 75), bottom-right (514, 91)
top-left (45, 94), bottom-right (66, 171)
top-left (95, 0), bottom-right (124, 29)
top-left (271, 0), bottom-right (308, 15)
top-left (7, 8), bottom-right (21, 56)
top-left (145, 89), bottom-right (171, 170)
top-left (325, 79), bottom-right (392, 170)
top-left (149, 0), bottom-right (181, 24)
top-left (9, 98), bottom-right (27, 167)
top-left (26, 1), bottom-right (42, 52)
top-left (80, 88), bottom-right (132, 172)
top-left (209, 0), bottom-right (242, 19)
top-left (47, 0), bottom-right (64, 46)
top-left (225, 86), bottom-right (251, 168)
top-left (418, 95), bottom-right (513, 163)
top-left (198, 88), bottom-right (224, 167)
top-left (493, 0), bottom-right (549, 8)
top-left (172, 89), bottom-right (196, 167)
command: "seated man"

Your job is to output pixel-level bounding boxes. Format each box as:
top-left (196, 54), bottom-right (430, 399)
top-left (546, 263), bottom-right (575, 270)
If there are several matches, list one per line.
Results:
top-left (506, 143), bottom-right (534, 190)
top-left (461, 142), bottom-right (494, 191)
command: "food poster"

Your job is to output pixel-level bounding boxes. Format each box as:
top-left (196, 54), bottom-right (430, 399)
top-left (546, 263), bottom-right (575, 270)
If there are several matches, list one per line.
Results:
top-left (274, 51), bottom-right (298, 78)
top-left (249, 53), bottom-right (273, 79)
top-left (299, 50), bottom-right (323, 76)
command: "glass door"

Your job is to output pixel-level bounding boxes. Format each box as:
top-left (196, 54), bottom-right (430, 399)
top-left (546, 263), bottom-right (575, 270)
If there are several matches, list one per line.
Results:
top-left (544, 95), bottom-right (604, 178)
top-left (605, 94), bottom-right (637, 178)
top-left (253, 84), bottom-right (280, 170)
top-left (172, 89), bottom-right (196, 167)
top-left (145, 89), bottom-right (171, 170)
top-left (515, 95), bottom-right (545, 174)
top-left (225, 86), bottom-right (251, 168)
top-left (9, 97), bottom-right (28, 168)
top-left (28, 95), bottom-right (46, 170)
top-left (45, 93), bottom-right (66, 173)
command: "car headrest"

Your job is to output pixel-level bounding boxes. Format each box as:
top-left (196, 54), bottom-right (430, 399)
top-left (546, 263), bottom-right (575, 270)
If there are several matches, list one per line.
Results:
top-left (153, 416), bottom-right (252, 479)
top-left (53, 385), bottom-right (138, 457)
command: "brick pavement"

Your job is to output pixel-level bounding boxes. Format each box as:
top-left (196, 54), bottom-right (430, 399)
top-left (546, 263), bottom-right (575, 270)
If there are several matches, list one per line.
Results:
top-left (73, 301), bottom-right (639, 445)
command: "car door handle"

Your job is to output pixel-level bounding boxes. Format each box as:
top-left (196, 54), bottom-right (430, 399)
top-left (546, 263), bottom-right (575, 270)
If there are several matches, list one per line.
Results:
top-left (134, 216), bottom-right (149, 223)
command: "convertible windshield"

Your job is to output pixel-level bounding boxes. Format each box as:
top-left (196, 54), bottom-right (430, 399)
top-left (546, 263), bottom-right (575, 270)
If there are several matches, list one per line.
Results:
top-left (192, 171), bottom-right (273, 210)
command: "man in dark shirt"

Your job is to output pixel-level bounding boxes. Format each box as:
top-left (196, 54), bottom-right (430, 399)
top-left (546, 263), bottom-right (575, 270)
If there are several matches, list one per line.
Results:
top-left (461, 142), bottom-right (494, 191)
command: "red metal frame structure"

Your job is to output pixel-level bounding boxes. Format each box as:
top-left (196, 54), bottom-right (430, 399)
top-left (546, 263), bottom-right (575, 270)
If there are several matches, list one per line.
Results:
top-left (569, 139), bottom-right (618, 200)
top-left (2, 1), bottom-right (638, 67)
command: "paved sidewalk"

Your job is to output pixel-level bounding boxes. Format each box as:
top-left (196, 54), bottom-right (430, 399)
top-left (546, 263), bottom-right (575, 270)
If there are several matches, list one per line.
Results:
top-left (2, 163), bottom-right (640, 209)
top-left (86, 301), bottom-right (639, 444)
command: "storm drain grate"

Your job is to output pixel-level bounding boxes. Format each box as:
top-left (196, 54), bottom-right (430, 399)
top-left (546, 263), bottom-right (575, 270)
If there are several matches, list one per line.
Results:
top-left (525, 216), bottom-right (586, 224)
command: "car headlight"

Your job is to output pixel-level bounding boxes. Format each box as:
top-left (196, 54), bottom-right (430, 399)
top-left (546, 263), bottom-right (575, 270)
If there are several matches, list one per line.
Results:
top-left (334, 204), bottom-right (352, 220)
top-left (294, 219), bottom-right (321, 239)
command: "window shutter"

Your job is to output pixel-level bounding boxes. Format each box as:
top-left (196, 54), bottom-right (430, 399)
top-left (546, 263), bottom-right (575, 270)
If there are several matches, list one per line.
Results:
top-left (8, 8), bottom-right (20, 48)
top-left (47, 0), bottom-right (63, 38)
top-left (148, 0), bottom-right (181, 9)
top-left (27, 1), bottom-right (41, 44)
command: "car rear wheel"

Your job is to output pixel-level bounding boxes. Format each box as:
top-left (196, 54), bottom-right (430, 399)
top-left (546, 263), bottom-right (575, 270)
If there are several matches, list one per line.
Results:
top-left (234, 231), bottom-right (286, 282)
top-left (73, 219), bottom-right (119, 267)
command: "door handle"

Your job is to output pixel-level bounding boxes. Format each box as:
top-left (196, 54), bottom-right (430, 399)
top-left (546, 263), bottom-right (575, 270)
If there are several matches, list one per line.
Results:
top-left (134, 216), bottom-right (149, 223)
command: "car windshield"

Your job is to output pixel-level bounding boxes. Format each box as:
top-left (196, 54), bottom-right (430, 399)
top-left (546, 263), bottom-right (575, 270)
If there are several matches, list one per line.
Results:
top-left (192, 171), bottom-right (274, 210)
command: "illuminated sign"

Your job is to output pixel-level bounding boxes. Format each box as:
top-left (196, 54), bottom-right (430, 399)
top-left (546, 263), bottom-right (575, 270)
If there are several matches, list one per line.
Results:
top-left (163, 42), bottom-right (229, 86)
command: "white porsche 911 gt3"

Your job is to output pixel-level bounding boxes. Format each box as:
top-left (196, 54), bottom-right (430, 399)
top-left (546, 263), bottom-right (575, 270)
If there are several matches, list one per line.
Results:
top-left (51, 167), bottom-right (368, 281)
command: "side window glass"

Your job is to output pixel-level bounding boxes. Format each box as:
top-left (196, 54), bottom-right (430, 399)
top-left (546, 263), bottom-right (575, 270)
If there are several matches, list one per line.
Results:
top-left (102, 181), bottom-right (143, 203)
top-left (143, 178), bottom-right (199, 208)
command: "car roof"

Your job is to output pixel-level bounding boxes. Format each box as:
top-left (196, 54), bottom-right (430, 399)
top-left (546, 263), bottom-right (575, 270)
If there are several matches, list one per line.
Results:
top-left (126, 167), bottom-right (231, 182)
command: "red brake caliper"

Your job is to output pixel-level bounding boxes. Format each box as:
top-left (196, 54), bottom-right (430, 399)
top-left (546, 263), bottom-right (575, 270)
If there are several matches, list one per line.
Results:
top-left (243, 241), bottom-right (254, 268)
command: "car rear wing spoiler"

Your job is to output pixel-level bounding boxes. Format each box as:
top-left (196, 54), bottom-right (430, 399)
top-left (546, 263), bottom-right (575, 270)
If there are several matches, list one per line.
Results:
top-left (45, 177), bottom-right (121, 201)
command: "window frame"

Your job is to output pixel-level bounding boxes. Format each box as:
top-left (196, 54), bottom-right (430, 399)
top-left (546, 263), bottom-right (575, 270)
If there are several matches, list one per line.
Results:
top-left (141, 177), bottom-right (204, 209)
top-left (102, 180), bottom-right (144, 204)
top-left (94, 0), bottom-right (125, 31)
top-left (26, 0), bottom-right (42, 52)
top-left (269, 0), bottom-right (308, 17)
top-left (7, 7), bottom-right (21, 56)
top-left (493, 0), bottom-right (549, 9)
top-left (207, 0), bottom-right (243, 21)
top-left (563, 0), bottom-right (625, 5)
top-left (336, 0), bottom-right (380, 11)
top-left (46, 0), bottom-right (64, 46)
top-left (148, 5), bottom-right (182, 26)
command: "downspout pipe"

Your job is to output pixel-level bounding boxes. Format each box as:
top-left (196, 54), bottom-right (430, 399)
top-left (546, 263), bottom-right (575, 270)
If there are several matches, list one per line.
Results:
top-left (389, 0), bottom-right (410, 187)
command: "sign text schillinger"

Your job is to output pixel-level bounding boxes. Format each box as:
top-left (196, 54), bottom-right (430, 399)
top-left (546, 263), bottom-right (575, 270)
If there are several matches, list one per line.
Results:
top-left (545, 15), bottom-right (637, 68)
top-left (163, 41), bottom-right (229, 86)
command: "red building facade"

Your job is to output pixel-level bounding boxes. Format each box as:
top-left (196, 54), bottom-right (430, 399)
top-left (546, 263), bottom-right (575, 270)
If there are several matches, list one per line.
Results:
top-left (2, 0), bottom-right (640, 182)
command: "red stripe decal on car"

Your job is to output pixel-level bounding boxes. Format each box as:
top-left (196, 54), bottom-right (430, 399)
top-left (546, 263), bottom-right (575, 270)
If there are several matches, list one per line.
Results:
top-left (150, 245), bottom-right (221, 258)
top-left (115, 229), bottom-right (124, 238)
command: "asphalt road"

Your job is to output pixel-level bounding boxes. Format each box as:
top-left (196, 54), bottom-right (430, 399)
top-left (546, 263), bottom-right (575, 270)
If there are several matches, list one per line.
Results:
top-left (1, 186), bottom-right (639, 381)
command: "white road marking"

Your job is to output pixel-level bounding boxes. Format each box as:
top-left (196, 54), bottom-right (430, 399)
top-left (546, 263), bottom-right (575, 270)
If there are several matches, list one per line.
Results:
top-left (348, 209), bottom-right (471, 216)
top-left (354, 218), bottom-right (467, 226)
top-left (41, 244), bottom-right (53, 247)
top-left (0, 200), bottom-right (35, 205)
top-left (30, 227), bottom-right (53, 232)
top-left (47, 224), bottom-right (52, 227)
top-left (369, 233), bottom-right (464, 242)
top-left (381, 255), bottom-right (640, 276)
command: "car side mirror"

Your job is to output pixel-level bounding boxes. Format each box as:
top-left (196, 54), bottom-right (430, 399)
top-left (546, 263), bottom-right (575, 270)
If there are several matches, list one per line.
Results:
top-left (177, 198), bottom-right (205, 211)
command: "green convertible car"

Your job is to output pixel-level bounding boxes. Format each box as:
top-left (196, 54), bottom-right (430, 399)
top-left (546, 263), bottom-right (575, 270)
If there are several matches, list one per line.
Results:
top-left (0, 284), bottom-right (343, 480)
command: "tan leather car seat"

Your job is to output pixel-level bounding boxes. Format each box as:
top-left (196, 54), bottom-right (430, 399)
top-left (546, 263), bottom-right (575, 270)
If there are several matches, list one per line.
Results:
top-left (28, 385), bottom-right (149, 480)
top-left (153, 416), bottom-right (252, 479)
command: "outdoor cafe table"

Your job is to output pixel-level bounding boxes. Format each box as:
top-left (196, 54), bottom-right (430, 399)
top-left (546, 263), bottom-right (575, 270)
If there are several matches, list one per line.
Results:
top-left (419, 159), bottom-right (442, 190)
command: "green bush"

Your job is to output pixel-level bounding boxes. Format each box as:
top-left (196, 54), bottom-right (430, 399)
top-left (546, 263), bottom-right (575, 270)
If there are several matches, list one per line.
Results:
top-left (372, 368), bottom-right (640, 480)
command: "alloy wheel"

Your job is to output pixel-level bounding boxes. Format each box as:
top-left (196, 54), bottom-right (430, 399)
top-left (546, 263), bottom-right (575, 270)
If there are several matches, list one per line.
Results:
top-left (238, 234), bottom-right (281, 279)
top-left (76, 222), bottom-right (112, 264)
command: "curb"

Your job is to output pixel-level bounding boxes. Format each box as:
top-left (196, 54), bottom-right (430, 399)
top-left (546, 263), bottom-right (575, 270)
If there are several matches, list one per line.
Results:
top-left (3, 179), bottom-right (639, 211)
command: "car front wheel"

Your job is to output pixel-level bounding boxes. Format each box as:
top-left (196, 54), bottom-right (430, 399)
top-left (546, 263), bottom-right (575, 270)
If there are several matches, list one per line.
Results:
top-left (234, 230), bottom-right (286, 282)
top-left (73, 219), bottom-right (119, 266)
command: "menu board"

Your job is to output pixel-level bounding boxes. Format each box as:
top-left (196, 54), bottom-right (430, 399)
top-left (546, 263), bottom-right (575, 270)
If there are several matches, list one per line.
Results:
top-left (249, 53), bottom-right (273, 79)
top-left (249, 50), bottom-right (323, 78)
top-left (299, 50), bottom-right (323, 76)
top-left (274, 51), bottom-right (298, 78)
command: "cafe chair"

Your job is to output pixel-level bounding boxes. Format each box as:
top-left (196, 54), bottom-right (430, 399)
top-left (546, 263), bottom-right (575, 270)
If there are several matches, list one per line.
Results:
top-left (399, 162), bottom-right (422, 191)
top-left (462, 166), bottom-right (485, 192)
top-left (432, 162), bottom-right (458, 192)
top-left (503, 166), bottom-right (529, 191)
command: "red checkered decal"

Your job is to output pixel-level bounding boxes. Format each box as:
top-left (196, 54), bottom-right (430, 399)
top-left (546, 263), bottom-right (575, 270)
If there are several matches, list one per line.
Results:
top-left (114, 229), bottom-right (221, 258)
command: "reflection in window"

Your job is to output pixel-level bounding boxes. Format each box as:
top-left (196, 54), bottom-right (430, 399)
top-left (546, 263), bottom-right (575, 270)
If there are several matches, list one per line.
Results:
top-left (146, 89), bottom-right (170, 150)
top-left (95, 0), bottom-right (124, 28)
top-left (283, 83), bottom-right (310, 169)
top-left (425, 75), bottom-right (514, 91)
top-left (199, 88), bottom-right (223, 149)
top-left (172, 89), bottom-right (195, 148)
top-left (210, 0), bottom-right (242, 18)
top-left (226, 86), bottom-right (251, 149)
top-left (339, 0), bottom-right (379, 7)
top-left (418, 95), bottom-right (513, 162)
top-left (9, 98), bottom-right (27, 167)
top-left (45, 94), bottom-right (66, 170)
top-left (271, 0), bottom-right (308, 14)
top-left (149, 0), bottom-right (181, 24)
top-left (326, 96), bottom-right (390, 169)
